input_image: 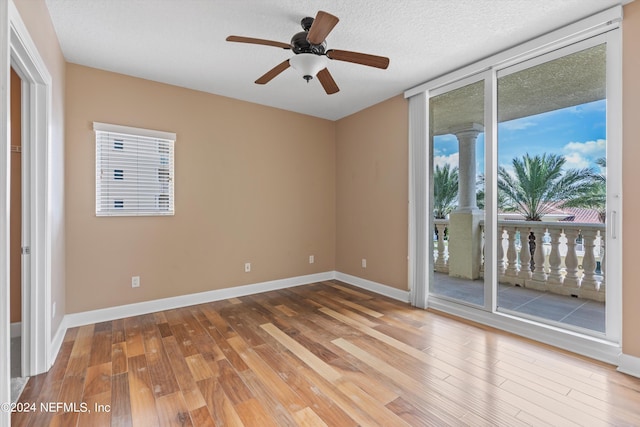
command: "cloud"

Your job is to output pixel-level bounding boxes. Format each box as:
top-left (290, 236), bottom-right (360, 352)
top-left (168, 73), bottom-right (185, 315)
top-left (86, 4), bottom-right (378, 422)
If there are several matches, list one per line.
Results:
top-left (563, 139), bottom-right (606, 156)
top-left (434, 152), bottom-right (459, 169)
top-left (563, 152), bottom-right (591, 169)
top-left (562, 139), bottom-right (606, 170)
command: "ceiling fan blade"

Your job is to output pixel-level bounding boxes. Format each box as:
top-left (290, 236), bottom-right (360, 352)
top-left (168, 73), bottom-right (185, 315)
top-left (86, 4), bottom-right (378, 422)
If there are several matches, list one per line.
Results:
top-left (307, 11), bottom-right (339, 45)
top-left (226, 36), bottom-right (291, 50)
top-left (255, 59), bottom-right (291, 84)
top-left (316, 68), bottom-right (339, 95)
top-left (326, 49), bottom-right (389, 69)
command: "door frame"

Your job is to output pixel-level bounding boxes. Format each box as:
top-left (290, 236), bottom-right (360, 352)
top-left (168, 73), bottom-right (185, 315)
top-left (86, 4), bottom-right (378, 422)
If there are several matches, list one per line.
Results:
top-left (1, 1), bottom-right (52, 414)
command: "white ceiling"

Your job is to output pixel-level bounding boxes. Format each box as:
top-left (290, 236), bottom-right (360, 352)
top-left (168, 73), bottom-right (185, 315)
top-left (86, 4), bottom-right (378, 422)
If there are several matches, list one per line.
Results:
top-left (44, 0), bottom-right (625, 121)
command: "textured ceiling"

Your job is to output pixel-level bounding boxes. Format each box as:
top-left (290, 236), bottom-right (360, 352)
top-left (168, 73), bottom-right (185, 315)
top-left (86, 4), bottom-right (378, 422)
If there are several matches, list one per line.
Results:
top-left (44, 0), bottom-right (625, 121)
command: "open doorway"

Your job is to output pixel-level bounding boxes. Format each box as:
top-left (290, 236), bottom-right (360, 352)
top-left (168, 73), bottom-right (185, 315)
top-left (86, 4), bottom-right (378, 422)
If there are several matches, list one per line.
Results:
top-left (9, 66), bottom-right (27, 401)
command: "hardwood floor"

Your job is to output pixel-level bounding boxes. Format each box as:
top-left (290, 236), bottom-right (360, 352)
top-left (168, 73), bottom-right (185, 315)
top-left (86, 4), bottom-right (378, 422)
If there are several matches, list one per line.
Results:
top-left (11, 280), bottom-right (640, 426)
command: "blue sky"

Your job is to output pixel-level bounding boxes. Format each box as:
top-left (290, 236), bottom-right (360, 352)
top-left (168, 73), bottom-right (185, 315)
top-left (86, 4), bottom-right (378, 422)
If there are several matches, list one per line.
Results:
top-left (433, 99), bottom-right (606, 175)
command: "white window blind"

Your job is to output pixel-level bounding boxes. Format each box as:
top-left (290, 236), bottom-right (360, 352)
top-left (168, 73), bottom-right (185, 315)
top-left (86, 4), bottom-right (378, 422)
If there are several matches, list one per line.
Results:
top-left (93, 122), bottom-right (175, 216)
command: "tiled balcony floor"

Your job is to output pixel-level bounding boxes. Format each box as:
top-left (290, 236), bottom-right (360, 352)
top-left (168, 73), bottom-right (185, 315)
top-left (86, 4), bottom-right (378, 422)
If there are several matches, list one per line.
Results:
top-left (432, 272), bottom-right (605, 333)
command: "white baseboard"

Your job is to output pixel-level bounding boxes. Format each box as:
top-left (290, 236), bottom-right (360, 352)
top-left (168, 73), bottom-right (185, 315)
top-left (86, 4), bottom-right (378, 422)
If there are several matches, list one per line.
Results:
top-left (618, 353), bottom-right (640, 378)
top-left (64, 271), bottom-right (335, 329)
top-left (334, 272), bottom-right (410, 302)
top-left (49, 318), bottom-right (69, 369)
top-left (10, 322), bottom-right (21, 338)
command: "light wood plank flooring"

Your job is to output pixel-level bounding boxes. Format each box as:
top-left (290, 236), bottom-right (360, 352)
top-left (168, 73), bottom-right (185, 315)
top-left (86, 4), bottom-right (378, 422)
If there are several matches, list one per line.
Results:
top-left (12, 280), bottom-right (640, 426)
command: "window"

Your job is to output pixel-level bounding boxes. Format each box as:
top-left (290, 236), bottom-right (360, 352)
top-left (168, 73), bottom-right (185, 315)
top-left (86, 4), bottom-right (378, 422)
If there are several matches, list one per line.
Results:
top-left (93, 122), bottom-right (176, 216)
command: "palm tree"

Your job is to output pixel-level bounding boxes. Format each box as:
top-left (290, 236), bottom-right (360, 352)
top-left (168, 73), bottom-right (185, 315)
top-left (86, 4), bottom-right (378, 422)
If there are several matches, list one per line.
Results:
top-left (433, 164), bottom-right (458, 218)
top-left (498, 153), bottom-right (595, 221)
top-left (562, 157), bottom-right (606, 222)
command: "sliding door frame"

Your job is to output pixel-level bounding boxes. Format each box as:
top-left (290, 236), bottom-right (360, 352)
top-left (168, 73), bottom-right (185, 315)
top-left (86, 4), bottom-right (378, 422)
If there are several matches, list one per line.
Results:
top-left (406, 7), bottom-right (622, 363)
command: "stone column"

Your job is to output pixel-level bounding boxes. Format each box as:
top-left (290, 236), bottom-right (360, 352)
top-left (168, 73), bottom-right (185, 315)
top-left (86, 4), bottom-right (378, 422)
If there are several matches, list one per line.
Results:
top-left (452, 124), bottom-right (483, 213)
top-left (447, 123), bottom-right (484, 280)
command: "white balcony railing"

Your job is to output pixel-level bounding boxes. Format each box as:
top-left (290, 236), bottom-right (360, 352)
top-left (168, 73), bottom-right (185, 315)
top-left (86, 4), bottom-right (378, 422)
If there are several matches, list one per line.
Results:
top-left (433, 219), bottom-right (605, 302)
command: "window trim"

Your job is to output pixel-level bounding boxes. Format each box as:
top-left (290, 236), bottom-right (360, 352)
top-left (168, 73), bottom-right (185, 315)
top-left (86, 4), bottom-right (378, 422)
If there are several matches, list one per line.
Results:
top-left (93, 122), bottom-right (176, 141)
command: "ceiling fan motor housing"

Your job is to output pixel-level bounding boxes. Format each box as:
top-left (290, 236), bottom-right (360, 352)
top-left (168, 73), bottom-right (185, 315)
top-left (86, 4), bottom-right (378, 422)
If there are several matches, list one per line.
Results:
top-left (291, 31), bottom-right (326, 55)
top-left (291, 17), bottom-right (326, 55)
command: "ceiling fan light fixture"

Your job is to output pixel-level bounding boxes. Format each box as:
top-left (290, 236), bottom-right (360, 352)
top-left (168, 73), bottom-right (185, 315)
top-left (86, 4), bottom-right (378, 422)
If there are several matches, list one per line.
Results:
top-left (289, 53), bottom-right (328, 82)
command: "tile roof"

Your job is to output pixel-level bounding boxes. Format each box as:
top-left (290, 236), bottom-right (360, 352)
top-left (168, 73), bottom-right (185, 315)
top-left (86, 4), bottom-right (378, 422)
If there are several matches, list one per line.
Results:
top-left (559, 207), bottom-right (603, 223)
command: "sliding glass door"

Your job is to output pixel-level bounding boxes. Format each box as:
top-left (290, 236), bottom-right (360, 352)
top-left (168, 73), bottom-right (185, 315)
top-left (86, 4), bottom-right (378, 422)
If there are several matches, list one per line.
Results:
top-left (495, 41), bottom-right (609, 335)
top-left (425, 31), bottom-right (621, 343)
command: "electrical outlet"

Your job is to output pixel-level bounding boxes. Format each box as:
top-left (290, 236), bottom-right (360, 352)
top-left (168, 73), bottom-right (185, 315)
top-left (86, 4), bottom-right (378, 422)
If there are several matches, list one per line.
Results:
top-left (132, 276), bottom-right (140, 288)
top-left (245, 262), bottom-right (251, 273)
top-left (309, 255), bottom-right (315, 264)
top-left (362, 258), bottom-right (367, 268)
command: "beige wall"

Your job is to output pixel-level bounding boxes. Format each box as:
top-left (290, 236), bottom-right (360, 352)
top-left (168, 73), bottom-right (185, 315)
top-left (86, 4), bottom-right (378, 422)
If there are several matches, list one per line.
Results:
top-left (12, 0), bottom-right (66, 336)
top-left (10, 68), bottom-right (21, 324)
top-left (622, 1), bottom-right (640, 358)
top-left (65, 64), bottom-right (336, 313)
top-left (335, 95), bottom-right (409, 290)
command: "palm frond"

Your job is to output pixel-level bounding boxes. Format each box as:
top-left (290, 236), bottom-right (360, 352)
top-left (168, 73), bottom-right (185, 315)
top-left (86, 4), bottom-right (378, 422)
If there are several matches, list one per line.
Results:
top-left (433, 164), bottom-right (459, 218)
top-left (497, 153), bottom-right (598, 221)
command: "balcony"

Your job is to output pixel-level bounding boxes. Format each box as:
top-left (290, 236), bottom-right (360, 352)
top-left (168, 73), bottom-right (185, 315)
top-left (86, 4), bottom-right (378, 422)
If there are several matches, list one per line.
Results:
top-left (433, 218), bottom-right (606, 333)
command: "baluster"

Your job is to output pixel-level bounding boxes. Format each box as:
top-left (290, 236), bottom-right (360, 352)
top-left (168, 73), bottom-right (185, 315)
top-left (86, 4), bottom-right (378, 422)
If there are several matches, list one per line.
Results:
top-left (530, 226), bottom-right (548, 283)
top-left (547, 227), bottom-right (564, 285)
top-left (528, 231), bottom-right (536, 271)
top-left (497, 226), bottom-right (506, 278)
top-left (563, 227), bottom-right (580, 290)
top-left (505, 226), bottom-right (519, 277)
top-left (435, 223), bottom-right (448, 272)
top-left (580, 229), bottom-right (599, 291)
top-left (518, 228), bottom-right (532, 281)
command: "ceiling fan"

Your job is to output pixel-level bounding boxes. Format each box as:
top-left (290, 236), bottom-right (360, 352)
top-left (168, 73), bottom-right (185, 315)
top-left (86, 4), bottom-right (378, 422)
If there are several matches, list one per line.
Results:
top-left (226, 11), bottom-right (390, 95)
